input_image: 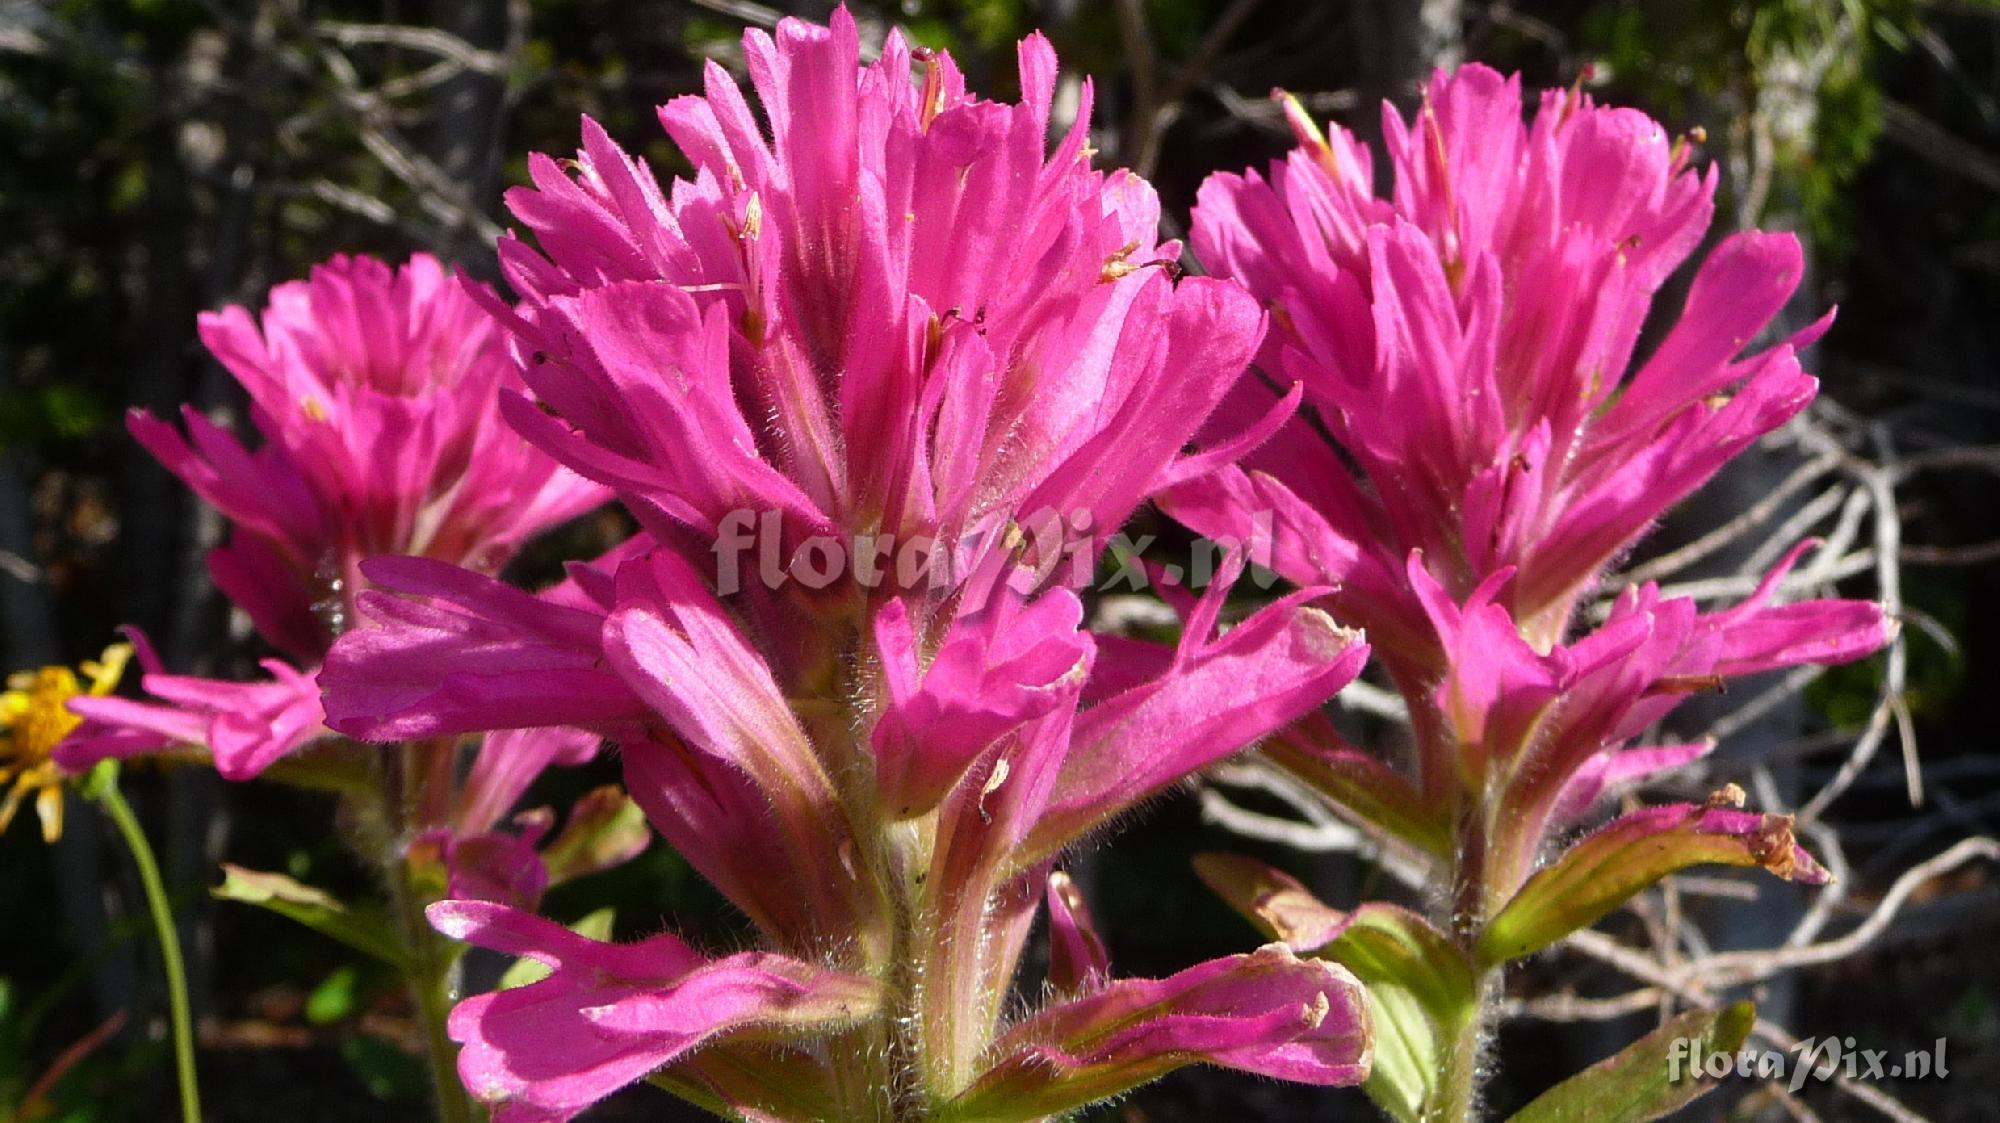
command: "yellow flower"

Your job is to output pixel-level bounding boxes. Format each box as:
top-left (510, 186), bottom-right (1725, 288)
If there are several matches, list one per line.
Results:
top-left (0, 644), bottom-right (132, 843)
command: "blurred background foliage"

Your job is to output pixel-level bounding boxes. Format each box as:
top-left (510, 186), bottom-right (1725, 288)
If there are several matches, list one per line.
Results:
top-left (3, 1), bottom-right (1998, 1120)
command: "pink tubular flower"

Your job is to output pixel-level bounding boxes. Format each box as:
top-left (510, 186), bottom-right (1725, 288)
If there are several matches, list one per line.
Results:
top-left (147, 253), bottom-right (606, 652)
top-left (60, 253), bottom-right (606, 779)
top-left (1175, 70), bottom-right (1894, 1123)
top-left (1399, 544), bottom-right (1889, 896)
top-left (1171, 65), bottom-right (1837, 663)
top-left (186, 253), bottom-right (606, 601)
top-left (333, 548), bottom-right (1368, 1118)
top-left (1166, 62), bottom-right (1890, 874)
top-left (428, 900), bottom-right (884, 1122)
top-left (949, 877), bottom-right (1370, 1119)
top-left (323, 12), bottom-right (1373, 1119)
top-left (66, 648), bottom-right (325, 780)
top-left (488, 6), bottom-right (1270, 595)
top-left (413, 727), bottom-right (637, 913)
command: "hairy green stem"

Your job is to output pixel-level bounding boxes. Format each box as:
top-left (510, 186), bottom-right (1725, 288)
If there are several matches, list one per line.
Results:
top-left (87, 765), bottom-right (201, 1123)
top-left (1432, 985), bottom-right (1488, 1123)
top-left (377, 743), bottom-right (479, 1123)
top-left (1433, 799), bottom-right (1498, 1122)
top-left (328, 561), bottom-right (475, 1123)
top-left (392, 867), bottom-right (477, 1123)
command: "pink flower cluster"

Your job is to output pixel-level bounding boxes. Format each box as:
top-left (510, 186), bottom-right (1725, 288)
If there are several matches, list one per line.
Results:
top-left (1170, 67), bottom-right (1890, 931)
top-left (52, 13), bottom-right (1903, 1123)
top-left (316, 12), bottom-right (1371, 1121)
top-left (60, 254), bottom-right (606, 781)
top-left (57, 255), bottom-right (616, 914)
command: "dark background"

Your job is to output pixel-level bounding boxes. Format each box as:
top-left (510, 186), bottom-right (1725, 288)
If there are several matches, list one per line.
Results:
top-left (3, 1), bottom-right (1997, 1119)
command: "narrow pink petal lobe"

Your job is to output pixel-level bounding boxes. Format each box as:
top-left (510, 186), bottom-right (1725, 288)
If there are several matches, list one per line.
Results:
top-left (950, 946), bottom-right (1371, 1118)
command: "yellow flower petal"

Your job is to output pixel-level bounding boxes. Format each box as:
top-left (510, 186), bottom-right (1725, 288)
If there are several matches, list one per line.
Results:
top-left (0, 642), bottom-right (132, 844)
top-left (36, 782), bottom-right (63, 845)
top-left (84, 643), bottom-right (134, 697)
top-left (0, 777), bottom-right (26, 837)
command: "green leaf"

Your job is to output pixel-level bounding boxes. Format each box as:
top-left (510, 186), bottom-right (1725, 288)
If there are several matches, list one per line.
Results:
top-left (1359, 982), bottom-right (1443, 1123)
top-left (649, 1043), bottom-right (855, 1122)
top-left (1266, 720), bottom-right (1451, 856)
top-left (540, 785), bottom-right (652, 886)
top-left (213, 865), bottom-right (410, 969)
top-left (76, 759), bottom-right (121, 800)
top-left (305, 965), bottom-right (362, 1026)
top-left (1317, 902), bottom-right (1475, 1122)
top-left (1193, 853), bottom-right (1476, 1123)
top-left (1479, 796), bottom-right (1828, 967)
top-left (938, 946), bottom-right (1370, 1122)
top-left (1193, 854), bottom-right (1475, 1017)
top-left (1509, 1002), bottom-right (1756, 1123)
top-left (498, 907), bottom-right (615, 990)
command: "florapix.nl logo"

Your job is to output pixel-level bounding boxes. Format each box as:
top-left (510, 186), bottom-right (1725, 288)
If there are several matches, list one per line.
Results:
top-left (708, 506), bottom-right (1279, 601)
top-left (1670, 1034), bottom-right (1949, 1093)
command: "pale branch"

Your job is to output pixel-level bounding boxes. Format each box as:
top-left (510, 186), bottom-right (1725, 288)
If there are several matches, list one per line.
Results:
top-left (1879, 98), bottom-right (2000, 194)
top-left (1749, 1020), bottom-right (1932, 1123)
top-left (1788, 819), bottom-right (1854, 949)
top-left (1902, 539), bottom-right (2000, 565)
top-left (686, 0), bottom-right (784, 31)
top-left (1897, 606), bottom-right (1961, 660)
top-left (1888, 443), bottom-right (2000, 480)
top-left (1114, 0), bottom-right (1264, 177)
top-left (1746, 1079), bottom-right (1828, 1123)
top-left (1740, 479), bottom-right (1859, 575)
top-left (0, 547), bottom-right (40, 584)
top-left (1501, 987), bottom-right (1664, 1022)
top-left (1552, 928), bottom-right (1942, 1122)
top-left (287, 177), bottom-right (398, 225)
top-left (308, 40), bottom-right (503, 242)
top-left (1476, 3), bottom-right (1566, 54)
top-left (1567, 837), bottom-right (1998, 995)
top-left (376, 58), bottom-right (475, 101)
top-left (1613, 449), bottom-right (1843, 586)
top-left (1162, 0), bottom-right (1264, 109)
top-left (1617, 549), bottom-right (1875, 609)
top-left (1196, 787), bottom-right (1370, 853)
top-left (1200, 759), bottom-right (1433, 890)
top-left (1210, 82), bottom-right (1359, 135)
top-left (1796, 421), bottom-right (1915, 820)
top-left (311, 20), bottom-right (507, 74)
top-left (1338, 678), bottom-right (1410, 723)
top-left (1804, 696), bottom-right (1897, 820)
top-left (1665, 874), bottom-right (1762, 901)
top-left (1699, 665), bottom-right (1825, 748)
